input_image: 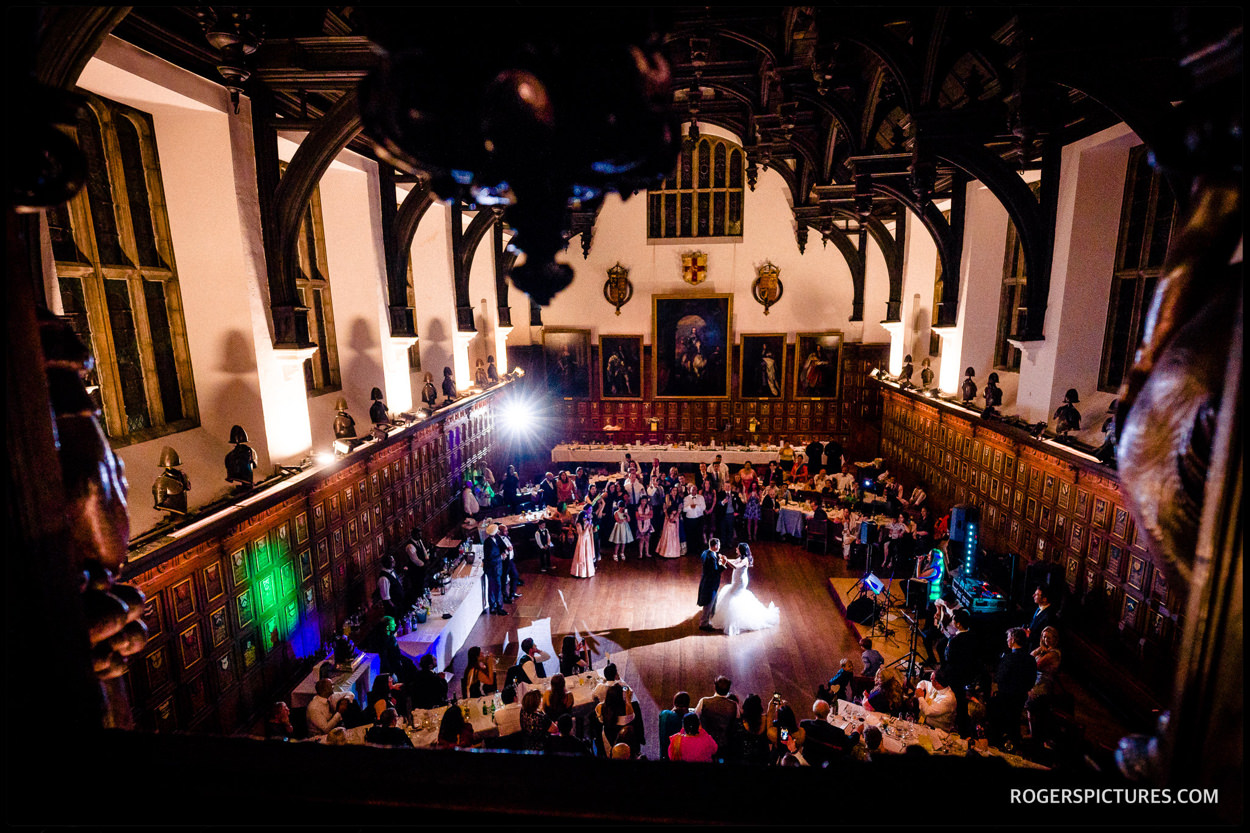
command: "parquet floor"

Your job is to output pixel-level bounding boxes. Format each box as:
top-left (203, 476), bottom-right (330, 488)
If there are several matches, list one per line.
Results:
top-left (449, 537), bottom-right (863, 743)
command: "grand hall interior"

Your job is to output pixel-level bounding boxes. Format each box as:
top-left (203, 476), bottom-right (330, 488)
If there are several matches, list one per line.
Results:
top-left (5, 5), bottom-right (1241, 826)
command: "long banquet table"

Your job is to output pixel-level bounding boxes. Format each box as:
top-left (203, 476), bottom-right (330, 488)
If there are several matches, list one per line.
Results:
top-left (830, 699), bottom-right (1048, 769)
top-left (397, 558), bottom-right (487, 671)
top-left (552, 443), bottom-right (781, 467)
top-left (308, 669), bottom-right (606, 748)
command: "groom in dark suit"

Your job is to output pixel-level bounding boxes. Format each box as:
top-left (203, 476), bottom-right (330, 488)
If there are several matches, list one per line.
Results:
top-left (698, 538), bottom-right (727, 631)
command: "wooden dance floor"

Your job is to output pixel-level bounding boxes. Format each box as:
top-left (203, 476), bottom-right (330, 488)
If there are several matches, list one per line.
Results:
top-left (449, 539), bottom-right (864, 746)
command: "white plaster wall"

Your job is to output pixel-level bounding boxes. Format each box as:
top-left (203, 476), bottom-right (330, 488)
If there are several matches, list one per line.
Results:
top-left (466, 211), bottom-right (498, 387)
top-left (1017, 124), bottom-right (1137, 432)
top-left (315, 151), bottom-right (393, 448)
top-left (521, 123), bottom-right (886, 351)
top-left (937, 181), bottom-right (1010, 397)
top-left (79, 37), bottom-right (275, 535)
top-left (411, 201), bottom-right (458, 391)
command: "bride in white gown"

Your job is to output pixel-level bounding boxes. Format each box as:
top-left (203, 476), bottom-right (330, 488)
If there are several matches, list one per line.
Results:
top-left (710, 544), bottom-right (780, 636)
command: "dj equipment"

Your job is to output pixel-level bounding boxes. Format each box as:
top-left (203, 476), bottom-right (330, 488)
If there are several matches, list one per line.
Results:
top-left (858, 522), bottom-right (878, 544)
top-left (848, 543), bottom-right (870, 570)
top-left (863, 572), bottom-right (885, 595)
top-left (952, 574), bottom-right (1009, 614)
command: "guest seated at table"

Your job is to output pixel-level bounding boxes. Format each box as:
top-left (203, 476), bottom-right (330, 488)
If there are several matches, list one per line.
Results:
top-left (766, 460), bottom-right (785, 488)
top-left (519, 688), bottom-right (553, 751)
top-left (493, 684), bottom-right (522, 737)
top-left (325, 726), bottom-right (349, 746)
top-left (307, 679), bottom-right (349, 736)
top-left (668, 712), bottom-right (718, 763)
top-left (365, 707), bottom-right (414, 748)
top-left (592, 662), bottom-right (625, 703)
top-left (335, 691), bottom-right (370, 729)
top-left (724, 693), bottom-right (773, 766)
top-left (558, 635), bottom-right (589, 677)
top-left (264, 701), bottom-right (295, 741)
top-left (462, 645), bottom-right (498, 699)
top-left (377, 616), bottom-right (419, 695)
top-left (595, 684), bottom-right (636, 754)
top-left (609, 742), bottom-right (633, 760)
top-left (542, 673), bottom-right (575, 722)
top-left (789, 452), bottom-right (808, 482)
top-left (812, 468), bottom-right (830, 491)
top-left (434, 703), bottom-right (476, 749)
top-left (410, 654), bottom-right (450, 709)
top-left (766, 702), bottom-right (806, 764)
top-left (863, 667), bottom-right (908, 715)
top-left (545, 713), bottom-right (591, 756)
top-left (903, 481), bottom-right (928, 510)
top-left (657, 692), bottom-right (692, 761)
top-left (367, 673), bottom-right (403, 724)
top-left (914, 668), bottom-right (957, 733)
top-left (800, 700), bottom-right (851, 767)
top-left (515, 637), bottom-right (551, 690)
top-left (858, 726), bottom-right (885, 761)
top-left (833, 464), bottom-right (858, 497)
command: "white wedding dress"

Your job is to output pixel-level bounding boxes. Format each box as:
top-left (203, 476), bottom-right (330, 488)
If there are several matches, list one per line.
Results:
top-left (709, 561), bottom-right (780, 636)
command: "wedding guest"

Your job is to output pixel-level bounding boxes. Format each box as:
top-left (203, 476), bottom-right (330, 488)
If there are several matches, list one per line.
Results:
top-left (545, 713), bottom-right (591, 756)
top-left (596, 684), bottom-right (636, 753)
top-left (738, 461), bottom-right (758, 497)
top-left (656, 500), bottom-right (683, 558)
top-left (766, 702), bottom-right (806, 763)
top-left (821, 658), bottom-right (855, 703)
top-left (502, 465), bottom-right (521, 509)
top-left (462, 480), bottom-right (481, 518)
top-left (695, 462), bottom-right (711, 490)
top-left (493, 685), bottom-right (522, 737)
top-left (668, 712), bottom-right (718, 762)
top-left (434, 703), bottom-right (476, 749)
top-left (367, 673), bottom-right (402, 724)
top-left (592, 663), bottom-right (624, 703)
top-left (681, 485), bottom-right (707, 551)
top-left (558, 635), bottom-right (589, 677)
top-left (534, 522), bottom-right (556, 573)
top-left (709, 455), bottom-right (730, 490)
top-left (657, 692), bottom-right (692, 761)
top-left (515, 637), bottom-right (551, 688)
top-left (307, 679), bottom-right (347, 736)
top-left (725, 693), bottom-right (773, 766)
top-left (542, 673), bottom-right (575, 723)
top-left (800, 700), bottom-right (851, 767)
top-left (325, 726), bottom-right (349, 746)
top-left (743, 484), bottom-right (762, 542)
top-left (914, 668), bottom-right (957, 733)
top-left (991, 628), bottom-right (1037, 748)
top-left (863, 667), bottom-right (908, 715)
top-left (636, 499), bottom-right (655, 558)
top-left (609, 501), bottom-right (635, 562)
top-left (574, 467), bottom-right (590, 501)
top-left (790, 452), bottom-right (808, 482)
top-left (410, 654), bottom-right (450, 709)
top-left (365, 707), bottom-right (414, 748)
top-left (555, 470), bottom-right (577, 506)
top-left (520, 689), bottom-right (553, 751)
top-left (778, 440), bottom-right (795, 470)
top-left (263, 701), bottom-right (294, 741)
top-left (462, 645), bottom-right (497, 698)
top-left (860, 638), bottom-right (885, 678)
top-left (1026, 626), bottom-right (1064, 747)
top-left (694, 675), bottom-right (741, 753)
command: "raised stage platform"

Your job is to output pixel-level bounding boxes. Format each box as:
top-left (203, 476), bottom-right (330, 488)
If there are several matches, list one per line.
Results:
top-left (826, 576), bottom-right (929, 676)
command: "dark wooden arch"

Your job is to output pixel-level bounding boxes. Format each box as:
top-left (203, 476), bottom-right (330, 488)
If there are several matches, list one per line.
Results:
top-left (34, 7), bottom-right (131, 89)
top-left (451, 205), bottom-right (503, 332)
top-left (268, 90), bottom-right (362, 348)
top-left (819, 223), bottom-right (866, 322)
top-left (387, 175), bottom-right (433, 338)
top-left (827, 206), bottom-right (907, 322)
top-left (871, 178), bottom-right (962, 326)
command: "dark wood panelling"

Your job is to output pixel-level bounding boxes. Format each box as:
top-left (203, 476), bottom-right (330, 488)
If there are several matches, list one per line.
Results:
top-left (119, 390), bottom-right (504, 735)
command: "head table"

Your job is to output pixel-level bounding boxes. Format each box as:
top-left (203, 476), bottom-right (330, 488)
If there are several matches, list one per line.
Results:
top-left (551, 443), bottom-right (781, 468)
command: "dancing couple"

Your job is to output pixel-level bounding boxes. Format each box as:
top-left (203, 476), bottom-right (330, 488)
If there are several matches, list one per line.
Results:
top-left (697, 539), bottom-right (780, 635)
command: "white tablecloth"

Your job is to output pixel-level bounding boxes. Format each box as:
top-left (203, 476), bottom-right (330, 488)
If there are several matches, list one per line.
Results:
top-left (552, 444), bottom-right (780, 467)
top-left (397, 559), bottom-right (486, 671)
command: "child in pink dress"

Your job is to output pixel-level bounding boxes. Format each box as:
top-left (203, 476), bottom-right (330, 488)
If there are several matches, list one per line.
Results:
top-left (636, 501), bottom-right (654, 558)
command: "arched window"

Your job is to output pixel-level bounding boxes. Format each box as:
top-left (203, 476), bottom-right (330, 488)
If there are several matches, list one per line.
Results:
top-left (1100, 146), bottom-right (1175, 392)
top-left (52, 94), bottom-right (198, 445)
top-left (286, 166), bottom-right (341, 395)
top-left (647, 135), bottom-right (744, 240)
top-left (994, 182), bottom-right (1041, 372)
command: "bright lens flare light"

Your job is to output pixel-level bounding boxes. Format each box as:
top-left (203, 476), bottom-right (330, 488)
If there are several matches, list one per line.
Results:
top-left (501, 395), bottom-right (538, 438)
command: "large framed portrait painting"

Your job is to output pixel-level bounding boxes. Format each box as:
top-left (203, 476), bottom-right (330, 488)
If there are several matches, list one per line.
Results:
top-left (652, 294), bottom-right (732, 399)
top-left (793, 331), bottom-right (844, 399)
top-left (599, 335), bottom-right (643, 399)
top-left (542, 327), bottom-right (591, 399)
top-left (739, 333), bottom-right (786, 399)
